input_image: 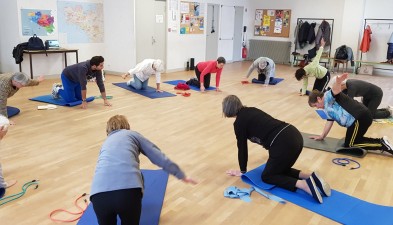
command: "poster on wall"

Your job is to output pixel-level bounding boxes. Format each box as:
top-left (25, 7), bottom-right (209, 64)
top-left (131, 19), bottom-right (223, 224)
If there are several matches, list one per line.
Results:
top-left (57, 1), bottom-right (104, 43)
top-left (179, 1), bottom-right (204, 35)
top-left (254, 9), bottom-right (291, 37)
top-left (168, 0), bottom-right (179, 33)
top-left (21, 9), bottom-right (55, 36)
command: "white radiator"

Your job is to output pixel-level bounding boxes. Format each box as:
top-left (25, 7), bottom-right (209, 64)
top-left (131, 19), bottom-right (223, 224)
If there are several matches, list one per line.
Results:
top-left (248, 40), bottom-right (291, 64)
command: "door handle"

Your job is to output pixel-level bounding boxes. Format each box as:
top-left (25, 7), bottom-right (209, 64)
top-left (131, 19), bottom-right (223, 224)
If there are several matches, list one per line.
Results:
top-left (152, 36), bottom-right (156, 45)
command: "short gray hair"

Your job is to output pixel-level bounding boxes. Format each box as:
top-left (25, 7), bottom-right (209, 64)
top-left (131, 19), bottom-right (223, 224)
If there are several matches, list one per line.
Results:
top-left (259, 61), bottom-right (267, 70)
top-left (222, 95), bottom-right (243, 117)
top-left (153, 59), bottom-right (164, 72)
top-left (12, 72), bottom-right (29, 85)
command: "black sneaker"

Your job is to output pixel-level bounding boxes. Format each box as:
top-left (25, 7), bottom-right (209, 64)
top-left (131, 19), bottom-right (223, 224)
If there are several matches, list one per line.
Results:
top-left (311, 171), bottom-right (331, 197)
top-left (381, 136), bottom-right (393, 155)
top-left (305, 176), bottom-right (323, 204)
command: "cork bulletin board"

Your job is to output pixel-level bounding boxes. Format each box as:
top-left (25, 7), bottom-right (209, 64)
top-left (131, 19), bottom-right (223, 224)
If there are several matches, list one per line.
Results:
top-left (179, 1), bottom-right (204, 34)
top-left (254, 9), bottom-right (291, 37)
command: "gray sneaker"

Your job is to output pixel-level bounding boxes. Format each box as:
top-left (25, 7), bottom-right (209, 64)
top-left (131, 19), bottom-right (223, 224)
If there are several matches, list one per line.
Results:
top-left (381, 136), bottom-right (393, 155)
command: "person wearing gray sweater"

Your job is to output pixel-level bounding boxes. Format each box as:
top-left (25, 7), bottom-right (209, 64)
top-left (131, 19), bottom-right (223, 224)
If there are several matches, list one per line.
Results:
top-left (90, 115), bottom-right (197, 225)
top-left (243, 57), bottom-right (276, 86)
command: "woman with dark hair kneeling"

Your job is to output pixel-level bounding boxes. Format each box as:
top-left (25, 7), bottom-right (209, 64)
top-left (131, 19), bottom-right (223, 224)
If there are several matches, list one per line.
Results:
top-left (90, 115), bottom-right (197, 225)
top-left (222, 95), bottom-right (330, 204)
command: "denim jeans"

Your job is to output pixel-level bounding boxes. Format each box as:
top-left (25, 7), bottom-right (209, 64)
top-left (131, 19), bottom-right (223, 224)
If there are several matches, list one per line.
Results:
top-left (387, 43), bottom-right (393, 60)
top-left (58, 73), bottom-right (82, 102)
top-left (127, 74), bottom-right (149, 90)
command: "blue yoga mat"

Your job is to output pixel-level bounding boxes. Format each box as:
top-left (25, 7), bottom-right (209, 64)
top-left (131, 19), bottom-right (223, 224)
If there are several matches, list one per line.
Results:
top-left (241, 164), bottom-right (393, 225)
top-left (77, 169), bottom-right (169, 225)
top-left (7, 106), bottom-right (20, 118)
top-left (164, 80), bottom-right (216, 91)
top-left (251, 78), bottom-right (284, 85)
top-left (112, 82), bottom-right (176, 98)
top-left (29, 95), bottom-right (95, 107)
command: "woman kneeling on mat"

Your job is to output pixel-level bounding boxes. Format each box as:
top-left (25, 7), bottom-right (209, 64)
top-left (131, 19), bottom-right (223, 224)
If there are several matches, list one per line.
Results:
top-left (90, 115), bottom-right (197, 225)
top-left (223, 95), bottom-right (330, 204)
top-left (308, 73), bottom-right (393, 155)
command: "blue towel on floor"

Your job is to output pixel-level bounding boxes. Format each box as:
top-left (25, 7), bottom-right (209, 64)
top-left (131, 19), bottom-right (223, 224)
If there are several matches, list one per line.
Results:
top-left (251, 78), bottom-right (284, 85)
top-left (112, 82), bottom-right (176, 98)
top-left (241, 164), bottom-right (393, 225)
top-left (164, 80), bottom-right (216, 91)
top-left (224, 186), bottom-right (254, 202)
top-left (77, 169), bottom-right (169, 225)
top-left (29, 95), bottom-right (95, 106)
top-left (6, 106), bottom-right (20, 118)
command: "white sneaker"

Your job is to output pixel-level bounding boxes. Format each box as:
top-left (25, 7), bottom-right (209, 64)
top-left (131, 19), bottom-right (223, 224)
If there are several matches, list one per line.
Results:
top-left (388, 106), bottom-right (393, 116)
top-left (51, 83), bottom-right (62, 99)
top-left (381, 136), bottom-right (393, 155)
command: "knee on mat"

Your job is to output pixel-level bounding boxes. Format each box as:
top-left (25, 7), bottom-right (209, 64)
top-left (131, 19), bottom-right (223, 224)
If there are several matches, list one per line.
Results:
top-left (261, 173), bottom-right (274, 183)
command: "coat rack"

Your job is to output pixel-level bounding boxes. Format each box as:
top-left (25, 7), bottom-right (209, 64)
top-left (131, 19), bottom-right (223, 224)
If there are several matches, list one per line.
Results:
top-left (293, 18), bottom-right (334, 60)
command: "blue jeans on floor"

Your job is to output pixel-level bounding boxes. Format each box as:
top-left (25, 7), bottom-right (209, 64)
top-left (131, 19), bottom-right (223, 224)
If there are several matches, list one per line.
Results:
top-left (387, 43), bottom-right (393, 60)
top-left (58, 74), bottom-right (82, 103)
top-left (127, 74), bottom-right (149, 90)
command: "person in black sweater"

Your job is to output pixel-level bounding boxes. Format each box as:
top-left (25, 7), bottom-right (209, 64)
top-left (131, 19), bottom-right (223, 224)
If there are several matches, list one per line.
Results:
top-left (338, 78), bottom-right (391, 119)
top-left (309, 73), bottom-right (393, 154)
top-left (222, 95), bottom-right (330, 204)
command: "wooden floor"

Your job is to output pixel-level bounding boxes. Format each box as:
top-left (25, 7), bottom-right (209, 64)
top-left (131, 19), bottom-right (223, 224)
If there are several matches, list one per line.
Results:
top-left (1, 61), bottom-right (393, 225)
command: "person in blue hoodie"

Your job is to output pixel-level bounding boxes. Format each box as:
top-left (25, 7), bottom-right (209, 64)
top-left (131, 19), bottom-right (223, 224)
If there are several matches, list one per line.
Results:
top-left (90, 115), bottom-right (197, 225)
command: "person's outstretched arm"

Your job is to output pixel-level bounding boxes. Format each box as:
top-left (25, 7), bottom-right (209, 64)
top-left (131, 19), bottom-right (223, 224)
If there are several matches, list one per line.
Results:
top-left (136, 132), bottom-right (197, 184)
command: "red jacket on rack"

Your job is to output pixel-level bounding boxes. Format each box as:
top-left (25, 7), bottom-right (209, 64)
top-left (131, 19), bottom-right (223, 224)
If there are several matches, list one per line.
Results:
top-left (360, 25), bottom-right (372, 53)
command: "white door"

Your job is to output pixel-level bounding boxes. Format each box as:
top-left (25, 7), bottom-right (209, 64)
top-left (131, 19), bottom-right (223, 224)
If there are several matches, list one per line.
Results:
top-left (135, 0), bottom-right (166, 69)
top-left (205, 4), bottom-right (219, 61)
top-left (218, 5), bottom-right (235, 62)
top-left (232, 6), bottom-right (244, 62)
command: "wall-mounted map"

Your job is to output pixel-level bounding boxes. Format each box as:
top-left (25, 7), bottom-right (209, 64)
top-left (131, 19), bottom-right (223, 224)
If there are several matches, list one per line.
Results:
top-left (57, 1), bottom-right (104, 43)
top-left (21, 9), bottom-right (55, 36)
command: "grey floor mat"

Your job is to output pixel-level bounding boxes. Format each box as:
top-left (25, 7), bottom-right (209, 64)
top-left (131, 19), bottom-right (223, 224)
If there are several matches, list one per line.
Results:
top-left (301, 132), bottom-right (367, 158)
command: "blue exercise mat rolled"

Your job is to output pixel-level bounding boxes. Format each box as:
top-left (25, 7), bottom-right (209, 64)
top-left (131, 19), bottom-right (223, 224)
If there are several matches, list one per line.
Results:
top-left (251, 78), bottom-right (284, 85)
top-left (241, 164), bottom-right (393, 225)
top-left (112, 82), bottom-right (176, 98)
top-left (77, 169), bottom-right (169, 225)
top-left (164, 80), bottom-right (216, 91)
top-left (29, 95), bottom-right (95, 107)
top-left (6, 106), bottom-right (20, 118)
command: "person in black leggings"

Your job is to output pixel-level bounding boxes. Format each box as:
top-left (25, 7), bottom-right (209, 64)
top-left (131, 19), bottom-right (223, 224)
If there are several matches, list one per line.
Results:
top-left (308, 73), bottom-right (393, 154)
top-left (336, 78), bottom-right (391, 119)
top-left (222, 95), bottom-right (330, 204)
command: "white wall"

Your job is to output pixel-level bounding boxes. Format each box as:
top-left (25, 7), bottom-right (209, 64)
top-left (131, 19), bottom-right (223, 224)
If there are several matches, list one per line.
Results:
top-left (247, 0), bottom-right (345, 57)
top-left (103, 0), bottom-right (135, 73)
top-left (361, 0), bottom-right (393, 64)
top-left (247, 0), bottom-right (393, 74)
top-left (0, 1), bottom-right (19, 73)
top-left (166, 0), bottom-right (250, 72)
top-left (1, 0), bottom-right (392, 75)
top-left (0, 0), bottom-right (104, 76)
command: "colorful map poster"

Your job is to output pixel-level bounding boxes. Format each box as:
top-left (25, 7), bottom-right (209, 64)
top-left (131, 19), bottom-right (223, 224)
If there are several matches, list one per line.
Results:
top-left (57, 1), bottom-right (104, 43)
top-left (21, 9), bottom-right (55, 36)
